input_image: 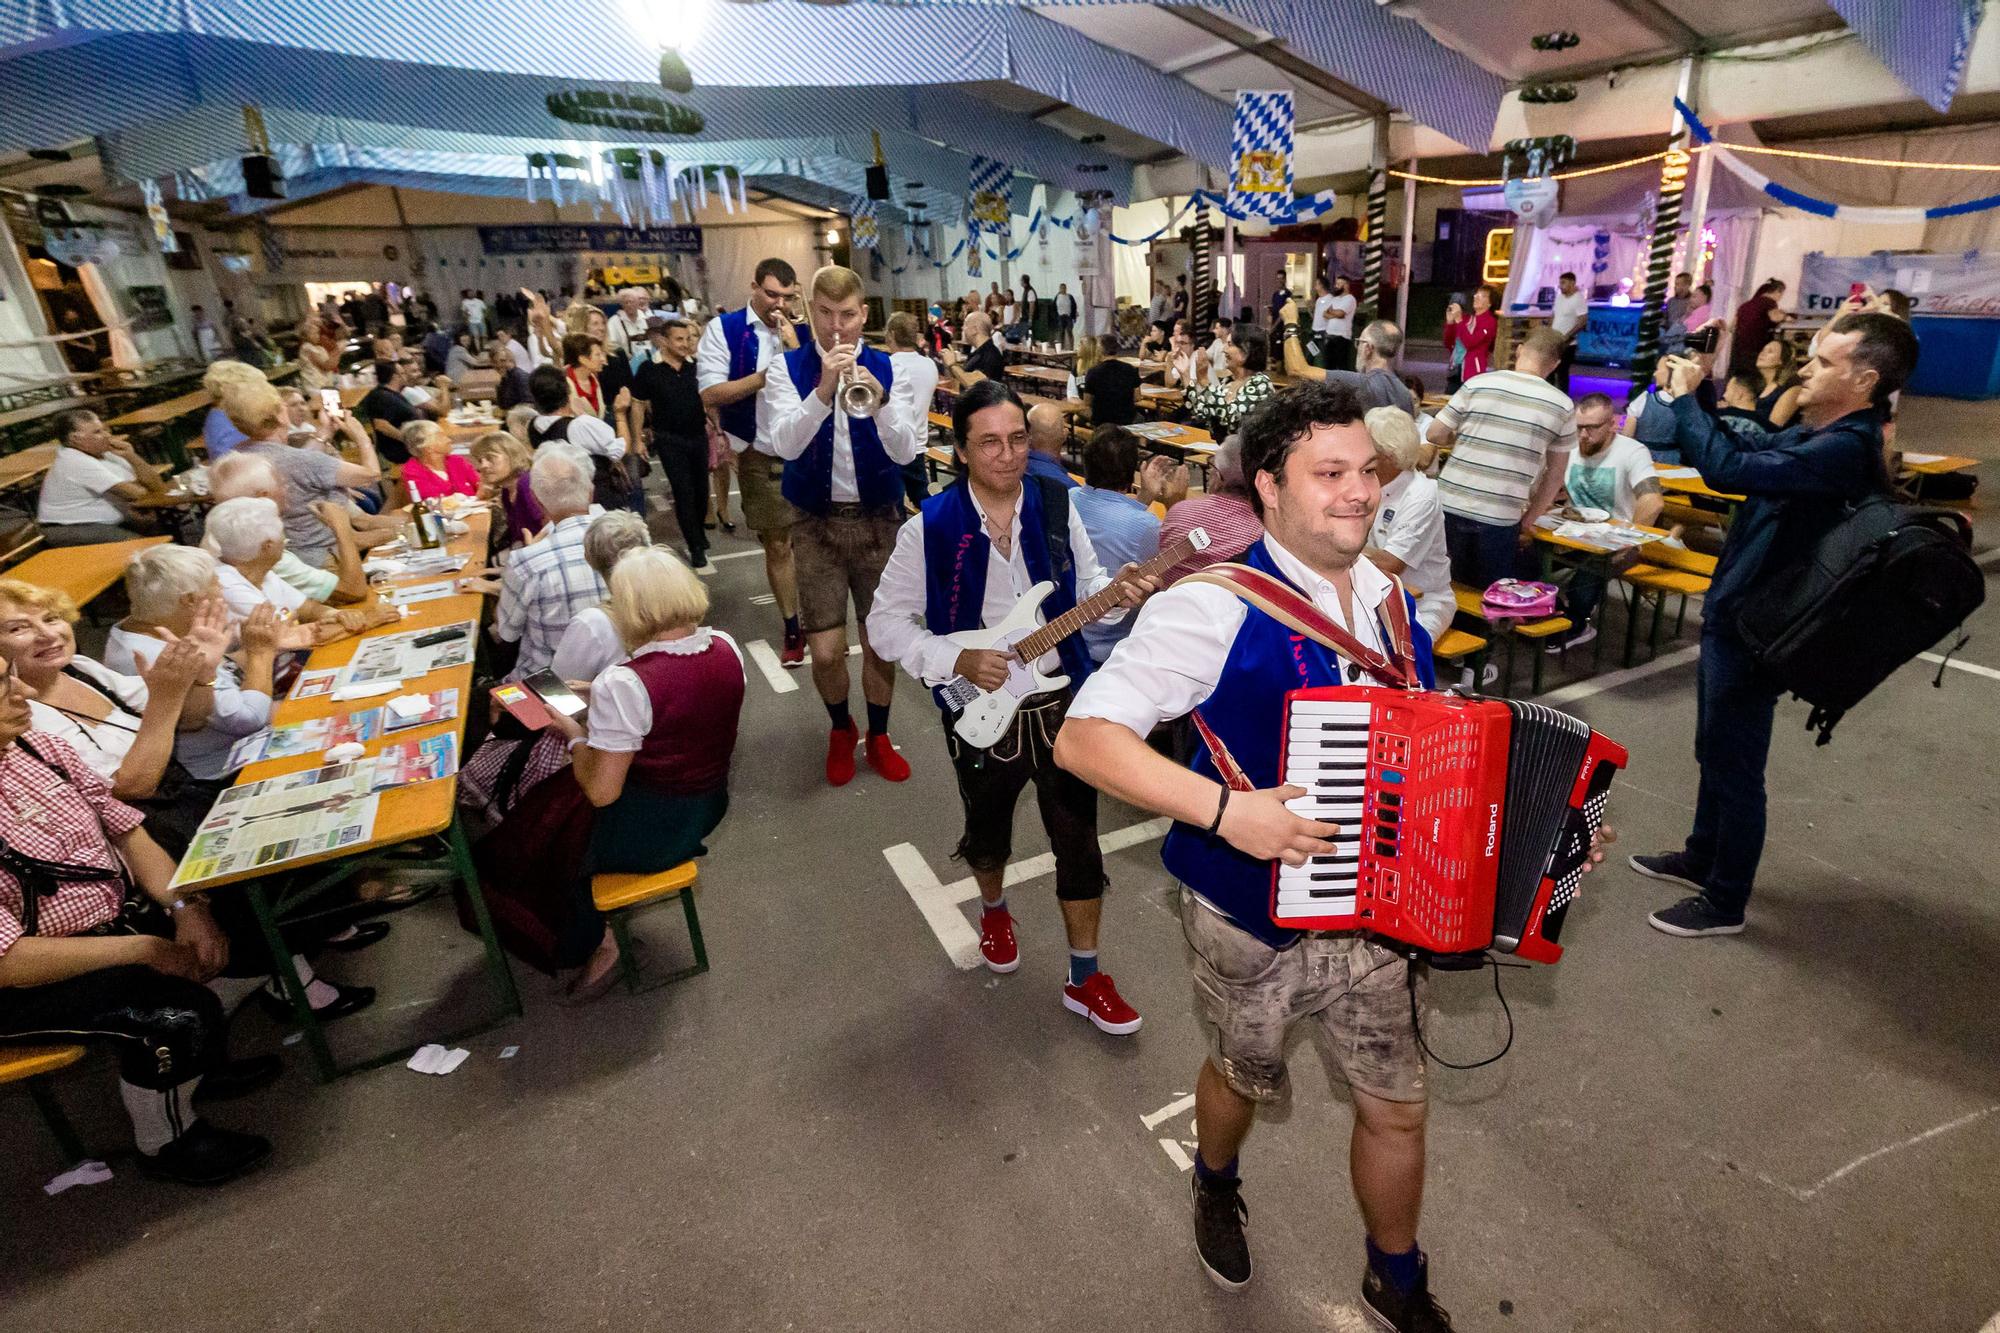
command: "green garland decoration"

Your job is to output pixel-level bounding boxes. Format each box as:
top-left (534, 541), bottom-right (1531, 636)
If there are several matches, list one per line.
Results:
top-left (546, 89), bottom-right (703, 135)
top-left (658, 50), bottom-right (694, 95)
top-left (1518, 84), bottom-right (1578, 105)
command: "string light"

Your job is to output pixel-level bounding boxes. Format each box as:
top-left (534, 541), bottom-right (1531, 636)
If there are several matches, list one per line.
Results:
top-left (1393, 138), bottom-right (2000, 191)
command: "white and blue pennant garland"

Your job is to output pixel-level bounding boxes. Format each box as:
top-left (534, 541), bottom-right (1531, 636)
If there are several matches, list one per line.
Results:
top-left (851, 198), bottom-right (880, 251)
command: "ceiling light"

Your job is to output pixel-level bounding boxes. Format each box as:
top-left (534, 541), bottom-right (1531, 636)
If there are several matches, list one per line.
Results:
top-left (825, 227), bottom-right (839, 245)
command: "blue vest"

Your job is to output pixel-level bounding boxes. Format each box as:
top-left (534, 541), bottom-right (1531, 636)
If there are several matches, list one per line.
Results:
top-left (1160, 540), bottom-right (1436, 950)
top-left (780, 341), bottom-right (903, 515)
top-left (920, 475), bottom-right (1092, 708)
top-left (714, 307), bottom-right (806, 447)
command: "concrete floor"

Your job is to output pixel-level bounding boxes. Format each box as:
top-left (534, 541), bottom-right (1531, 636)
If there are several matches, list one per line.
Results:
top-left (4, 393), bottom-right (1997, 1333)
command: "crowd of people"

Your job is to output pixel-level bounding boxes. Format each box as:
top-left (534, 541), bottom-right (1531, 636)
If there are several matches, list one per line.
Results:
top-left (0, 248), bottom-right (1934, 1333)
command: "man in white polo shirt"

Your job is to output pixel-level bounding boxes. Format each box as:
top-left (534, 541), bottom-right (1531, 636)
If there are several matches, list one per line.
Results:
top-left (1550, 271), bottom-right (1590, 392)
top-left (1426, 326), bottom-right (1577, 590)
top-left (36, 409), bottom-right (171, 545)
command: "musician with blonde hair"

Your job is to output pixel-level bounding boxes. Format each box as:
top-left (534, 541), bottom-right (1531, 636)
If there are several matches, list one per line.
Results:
top-left (760, 264), bottom-right (926, 787)
top-left (867, 379), bottom-right (1156, 1032)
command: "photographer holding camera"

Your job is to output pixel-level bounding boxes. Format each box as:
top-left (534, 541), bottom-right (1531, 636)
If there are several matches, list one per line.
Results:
top-left (1627, 312), bottom-right (1920, 938)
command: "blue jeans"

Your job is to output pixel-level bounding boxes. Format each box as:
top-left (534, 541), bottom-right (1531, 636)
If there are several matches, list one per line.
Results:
top-left (1443, 513), bottom-right (1523, 590)
top-left (1683, 629), bottom-right (1781, 917)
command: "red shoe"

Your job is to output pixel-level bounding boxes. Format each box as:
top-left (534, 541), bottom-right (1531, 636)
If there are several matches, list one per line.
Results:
top-left (978, 909), bottom-right (1019, 973)
top-left (865, 733), bottom-right (911, 782)
top-left (780, 628), bottom-right (806, 669)
top-left (825, 724), bottom-right (858, 786)
top-left (1062, 972), bottom-right (1143, 1036)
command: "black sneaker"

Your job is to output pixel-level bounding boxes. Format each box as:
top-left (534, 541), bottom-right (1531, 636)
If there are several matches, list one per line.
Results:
top-left (136, 1120), bottom-right (272, 1186)
top-left (1361, 1254), bottom-right (1454, 1331)
top-left (1190, 1171), bottom-right (1252, 1291)
top-left (1648, 894), bottom-right (1746, 937)
top-left (1627, 851), bottom-right (1708, 894)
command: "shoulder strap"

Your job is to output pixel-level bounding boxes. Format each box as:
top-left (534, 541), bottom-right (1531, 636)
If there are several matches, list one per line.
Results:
top-left (1182, 562), bottom-right (1418, 689)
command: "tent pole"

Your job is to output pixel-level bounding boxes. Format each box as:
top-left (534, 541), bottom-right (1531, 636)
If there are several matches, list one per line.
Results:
top-left (1395, 163), bottom-right (1416, 369)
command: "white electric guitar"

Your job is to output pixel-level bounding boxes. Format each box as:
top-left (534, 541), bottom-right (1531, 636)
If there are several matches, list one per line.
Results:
top-left (937, 528), bottom-right (1210, 748)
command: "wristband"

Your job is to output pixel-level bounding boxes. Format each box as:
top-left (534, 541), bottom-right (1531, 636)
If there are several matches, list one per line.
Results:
top-left (1206, 785), bottom-right (1230, 836)
top-left (1281, 323), bottom-right (1300, 341)
top-left (567, 736), bottom-right (588, 753)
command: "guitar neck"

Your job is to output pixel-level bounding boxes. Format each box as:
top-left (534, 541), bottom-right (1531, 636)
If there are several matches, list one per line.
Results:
top-left (1013, 533), bottom-right (1197, 663)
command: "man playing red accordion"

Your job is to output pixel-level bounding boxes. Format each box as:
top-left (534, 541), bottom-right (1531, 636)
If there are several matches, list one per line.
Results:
top-left (1058, 381), bottom-right (1607, 1330)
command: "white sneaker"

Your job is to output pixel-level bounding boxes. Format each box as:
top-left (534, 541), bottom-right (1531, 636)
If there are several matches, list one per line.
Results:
top-left (1547, 624), bottom-right (1597, 654)
top-left (1457, 663), bottom-right (1500, 690)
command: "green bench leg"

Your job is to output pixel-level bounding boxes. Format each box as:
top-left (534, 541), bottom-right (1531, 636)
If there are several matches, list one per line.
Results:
top-left (1622, 586), bottom-right (1645, 668)
top-left (608, 911), bottom-right (644, 995)
top-left (1648, 591), bottom-right (1669, 659)
top-left (1531, 637), bottom-right (1551, 694)
top-left (27, 1076), bottom-right (87, 1164)
top-left (679, 890), bottom-right (709, 975)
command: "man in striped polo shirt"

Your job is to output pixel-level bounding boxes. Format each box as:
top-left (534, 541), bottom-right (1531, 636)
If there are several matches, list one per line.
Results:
top-left (1426, 326), bottom-right (1578, 590)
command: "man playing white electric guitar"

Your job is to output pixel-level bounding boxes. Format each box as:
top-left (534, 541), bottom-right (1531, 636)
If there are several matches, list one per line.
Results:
top-left (868, 380), bottom-right (1160, 1034)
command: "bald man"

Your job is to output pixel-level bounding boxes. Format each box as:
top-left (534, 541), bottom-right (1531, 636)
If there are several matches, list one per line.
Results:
top-left (1025, 401), bottom-right (1079, 490)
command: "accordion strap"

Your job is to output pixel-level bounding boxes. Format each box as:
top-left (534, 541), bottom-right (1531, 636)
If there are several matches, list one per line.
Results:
top-left (1182, 562), bottom-right (1419, 689)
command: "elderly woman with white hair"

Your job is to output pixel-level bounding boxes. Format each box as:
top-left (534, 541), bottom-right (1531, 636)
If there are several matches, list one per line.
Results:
top-left (1362, 405), bottom-right (1456, 644)
top-left (202, 497), bottom-right (397, 641)
top-left (103, 543), bottom-right (384, 1019)
top-left (478, 547), bottom-right (745, 1001)
top-left (200, 359), bottom-right (267, 462)
top-left (550, 511), bottom-right (652, 681)
top-left (207, 453), bottom-right (370, 606)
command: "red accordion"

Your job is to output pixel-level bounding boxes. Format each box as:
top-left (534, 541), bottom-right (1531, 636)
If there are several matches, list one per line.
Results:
top-left (1274, 686), bottom-right (1628, 964)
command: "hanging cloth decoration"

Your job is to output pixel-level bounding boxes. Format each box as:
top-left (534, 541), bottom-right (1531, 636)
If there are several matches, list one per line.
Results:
top-left (967, 156), bottom-right (1012, 259)
top-left (141, 178), bottom-right (175, 252)
top-left (1229, 91), bottom-right (1295, 221)
top-left (851, 198), bottom-right (880, 251)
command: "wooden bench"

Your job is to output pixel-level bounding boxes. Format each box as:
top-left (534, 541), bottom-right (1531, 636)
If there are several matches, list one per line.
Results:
top-left (1452, 585), bottom-right (1571, 695)
top-left (1, 1043), bottom-right (89, 1163)
top-left (1619, 545), bottom-right (1716, 663)
top-left (591, 861), bottom-right (709, 994)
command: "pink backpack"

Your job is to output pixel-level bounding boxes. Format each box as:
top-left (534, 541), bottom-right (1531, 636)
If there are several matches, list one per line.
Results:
top-left (1481, 578), bottom-right (1559, 620)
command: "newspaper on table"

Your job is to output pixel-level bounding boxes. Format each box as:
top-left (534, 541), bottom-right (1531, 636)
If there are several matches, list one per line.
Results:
top-left (338, 620), bottom-right (477, 687)
top-left (171, 762), bottom-right (379, 889)
top-left (290, 667), bottom-right (339, 700)
top-left (1124, 421), bottom-right (1182, 441)
top-left (227, 707), bottom-right (382, 767)
top-left (372, 734), bottom-right (458, 789)
top-left (1547, 519), bottom-right (1680, 553)
top-left (382, 688), bottom-right (460, 732)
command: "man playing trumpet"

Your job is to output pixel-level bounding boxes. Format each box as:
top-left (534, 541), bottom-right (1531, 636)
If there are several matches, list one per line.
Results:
top-left (761, 264), bottom-right (927, 786)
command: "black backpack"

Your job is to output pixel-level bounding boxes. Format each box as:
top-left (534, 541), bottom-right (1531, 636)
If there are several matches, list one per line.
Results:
top-left (1734, 495), bottom-right (1985, 744)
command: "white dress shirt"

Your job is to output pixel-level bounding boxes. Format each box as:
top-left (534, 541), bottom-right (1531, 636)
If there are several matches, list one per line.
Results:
top-left (867, 494), bottom-right (1119, 685)
top-left (1553, 288), bottom-right (1590, 340)
top-left (1371, 471), bottom-right (1455, 640)
top-left (532, 413), bottom-right (623, 459)
top-left (605, 309), bottom-right (650, 358)
top-left (587, 630), bottom-right (745, 752)
top-left (889, 350), bottom-right (941, 422)
top-left (1068, 536), bottom-right (1398, 739)
top-left (550, 605), bottom-right (625, 683)
top-left (1312, 294), bottom-right (1338, 335)
top-left (696, 313), bottom-right (785, 455)
top-left (760, 344), bottom-right (925, 503)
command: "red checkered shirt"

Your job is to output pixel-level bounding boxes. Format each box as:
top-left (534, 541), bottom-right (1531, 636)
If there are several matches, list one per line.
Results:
top-left (0, 733), bottom-right (145, 956)
top-left (1159, 493), bottom-right (1264, 586)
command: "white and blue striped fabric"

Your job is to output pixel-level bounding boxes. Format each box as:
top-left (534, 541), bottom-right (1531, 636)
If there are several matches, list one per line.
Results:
top-left (852, 199), bottom-right (880, 251)
top-left (1230, 91), bottom-right (1295, 220)
top-left (1825, 0), bottom-right (1984, 113)
top-left (1677, 98), bottom-right (2000, 223)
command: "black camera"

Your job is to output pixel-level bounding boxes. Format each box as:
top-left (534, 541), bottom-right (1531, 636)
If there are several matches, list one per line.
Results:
top-left (1686, 325), bottom-right (1720, 354)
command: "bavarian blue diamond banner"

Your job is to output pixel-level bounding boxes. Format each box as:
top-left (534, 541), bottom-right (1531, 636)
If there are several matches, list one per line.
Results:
top-left (968, 155), bottom-right (1012, 249)
top-left (1230, 91), bottom-right (1295, 220)
top-left (851, 198), bottom-right (879, 251)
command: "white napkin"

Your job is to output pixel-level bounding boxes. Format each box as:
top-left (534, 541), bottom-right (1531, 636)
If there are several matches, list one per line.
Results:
top-left (406, 1044), bottom-right (471, 1076)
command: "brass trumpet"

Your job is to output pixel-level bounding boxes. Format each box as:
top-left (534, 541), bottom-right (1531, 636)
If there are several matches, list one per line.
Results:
top-left (800, 289), bottom-right (883, 416)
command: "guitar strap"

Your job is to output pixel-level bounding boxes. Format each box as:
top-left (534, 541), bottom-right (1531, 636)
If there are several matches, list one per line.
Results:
top-left (1186, 562), bottom-right (1420, 800)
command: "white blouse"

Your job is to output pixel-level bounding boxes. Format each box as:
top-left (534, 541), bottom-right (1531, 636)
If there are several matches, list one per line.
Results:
top-left (24, 657), bottom-right (150, 781)
top-left (586, 630), bottom-right (744, 753)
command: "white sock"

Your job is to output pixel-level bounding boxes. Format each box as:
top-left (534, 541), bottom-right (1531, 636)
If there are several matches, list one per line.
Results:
top-left (262, 956), bottom-right (341, 1010)
top-left (119, 1076), bottom-right (202, 1155)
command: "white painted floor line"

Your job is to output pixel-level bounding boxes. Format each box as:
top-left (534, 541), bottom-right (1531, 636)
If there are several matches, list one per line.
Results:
top-left (705, 547), bottom-right (765, 563)
top-left (885, 817), bottom-right (1173, 968)
top-left (1538, 643), bottom-right (1703, 704)
top-left (1918, 650), bottom-right (2000, 682)
top-left (743, 639), bottom-right (799, 694)
top-left (1791, 1103), bottom-right (2000, 1201)
top-left (1141, 1093), bottom-right (1197, 1131)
